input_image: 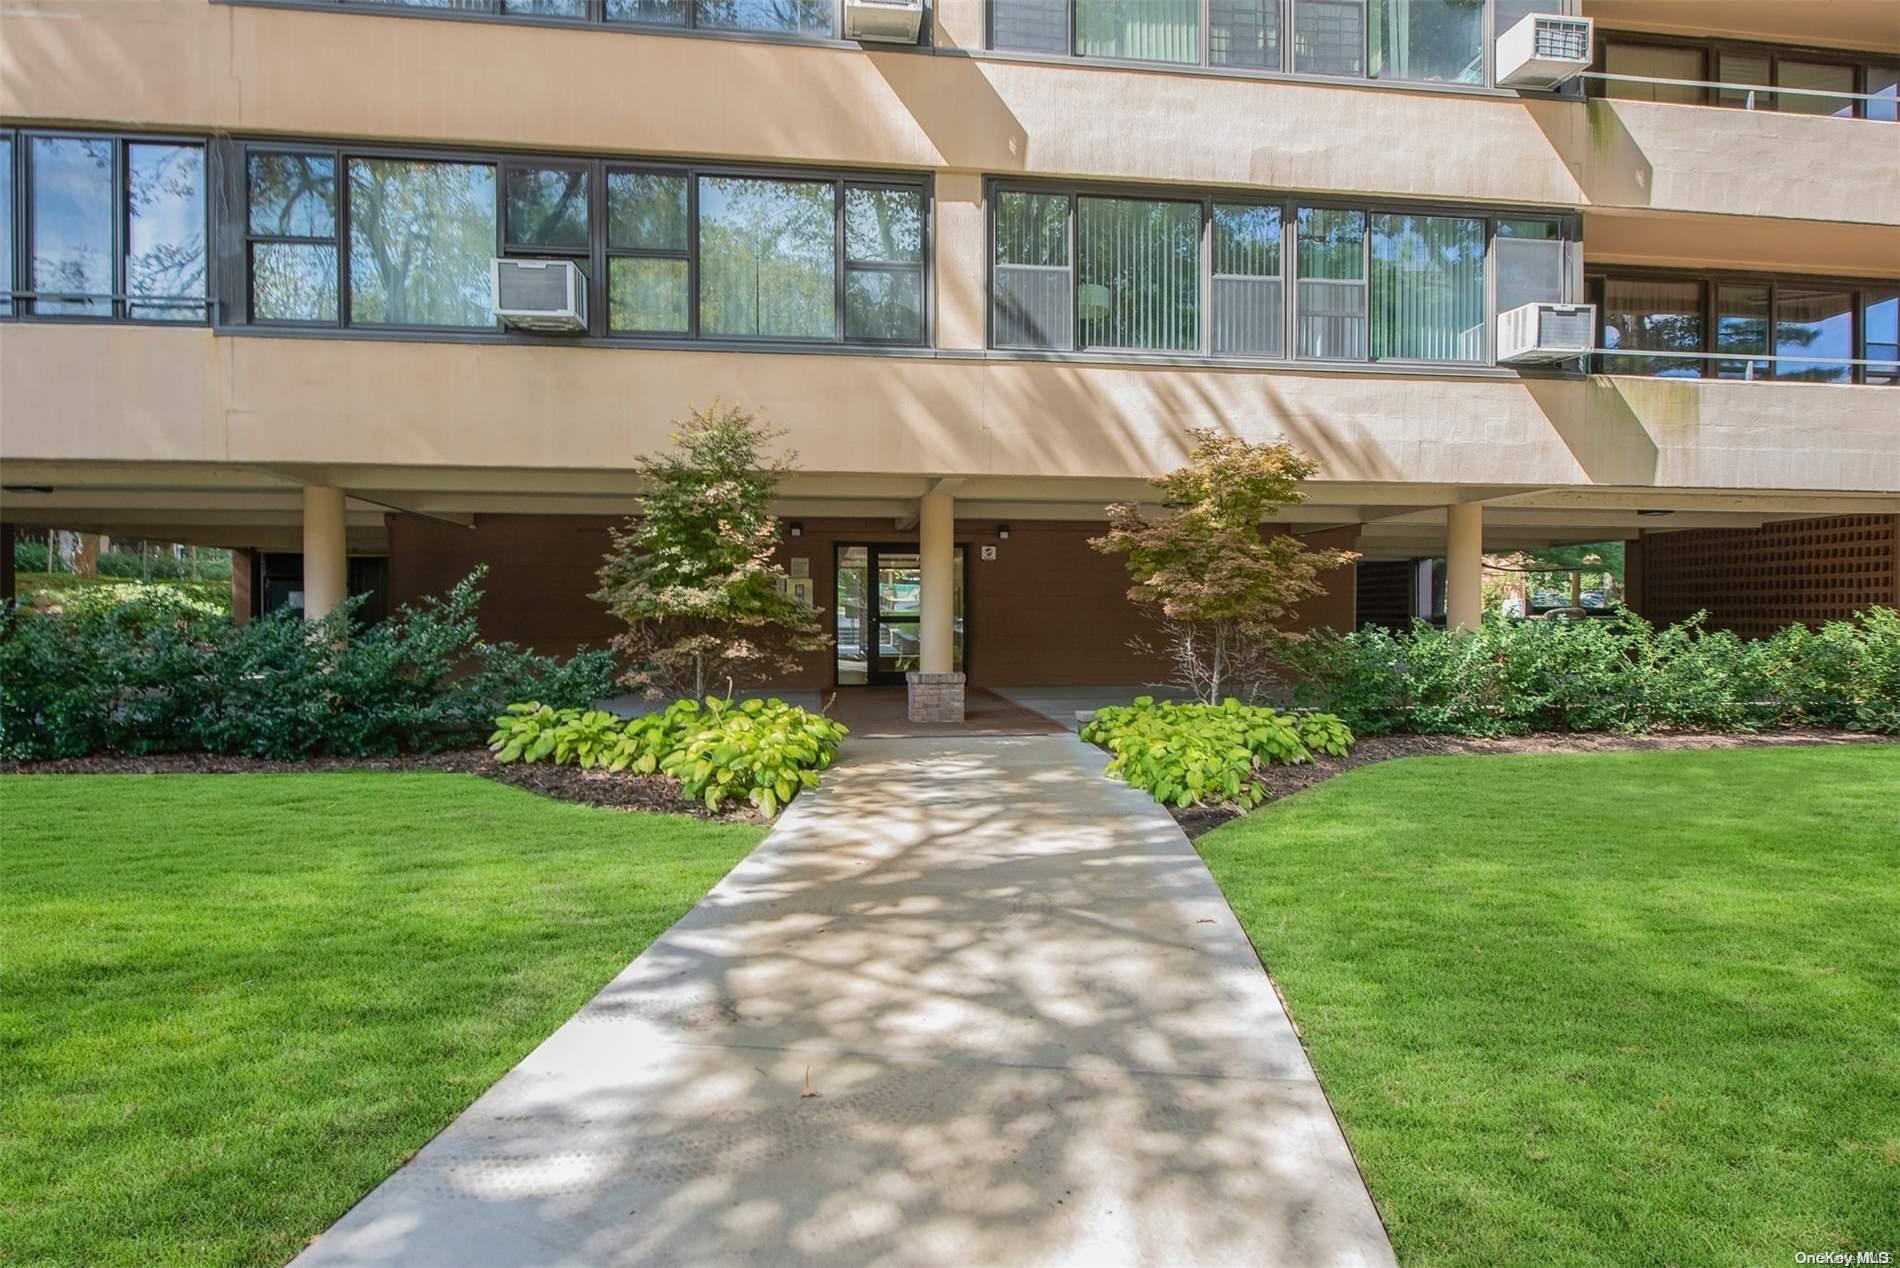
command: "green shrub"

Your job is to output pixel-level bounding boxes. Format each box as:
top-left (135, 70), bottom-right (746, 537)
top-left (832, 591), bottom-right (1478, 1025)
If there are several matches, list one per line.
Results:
top-left (1275, 608), bottom-right (1900, 737)
top-left (0, 568), bottom-right (616, 761)
top-left (490, 696), bottom-right (847, 816)
top-left (1080, 696), bottom-right (1354, 809)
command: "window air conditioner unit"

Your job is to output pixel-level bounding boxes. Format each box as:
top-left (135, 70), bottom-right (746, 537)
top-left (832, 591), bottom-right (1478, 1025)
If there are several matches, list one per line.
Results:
top-left (1496, 13), bottom-right (1593, 90)
top-left (491, 258), bottom-right (587, 333)
top-left (844, 0), bottom-right (922, 43)
top-left (1497, 302), bottom-right (1595, 365)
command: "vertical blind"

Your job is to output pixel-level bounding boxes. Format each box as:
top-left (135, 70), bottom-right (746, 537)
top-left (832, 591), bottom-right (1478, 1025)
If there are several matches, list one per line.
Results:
top-left (1369, 213), bottom-right (1486, 361)
top-left (1075, 0), bottom-right (1200, 62)
top-left (1296, 206), bottom-right (1366, 357)
top-left (994, 191), bottom-right (1073, 348)
top-left (1077, 196), bottom-right (1201, 350)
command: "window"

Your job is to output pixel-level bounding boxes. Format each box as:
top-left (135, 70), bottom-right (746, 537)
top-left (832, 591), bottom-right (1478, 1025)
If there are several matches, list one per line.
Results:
top-left (1598, 271), bottom-right (1897, 386)
top-left (1865, 290), bottom-right (1899, 386)
top-left (1211, 203), bottom-right (1282, 355)
top-left (1369, 0), bottom-right (1484, 85)
top-left (1296, 206), bottom-right (1365, 358)
top-left (992, 184), bottom-right (1572, 365)
top-left (1602, 42), bottom-right (1704, 104)
top-left (347, 158), bottom-right (497, 328)
top-left (1369, 213), bottom-right (1485, 361)
top-left (1295, 0), bottom-right (1365, 75)
top-left (245, 0), bottom-right (850, 39)
top-left (1714, 283), bottom-right (1770, 380)
top-left (126, 143), bottom-right (208, 321)
top-left (248, 152), bottom-right (340, 323)
top-left (992, 0), bottom-right (1578, 82)
top-left (1596, 37), bottom-right (1898, 121)
top-left (505, 165), bottom-right (589, 251)
top-left (1209, 0), bottom-right (1278, 68)
top-left (1076, 196), bottom-right (1200, 351)
top-left (993, 191), bottom-right (1072, 349)
top-left (29, 137), bottom-right (113, 316)
top-left (19, 133), bottom-right (207, 321)
top-left (0, 134), bottom-right (12, 318)
top-left (1601, 277), bottom-right (1703, 377)
top-left (234, 143), bottom-right (923, 346)
top-left (844, 185), bottom-right (926, 343)
top-left (1076, 0), bottom-right (1199, 63)
top-left (607, 170), bottom-right (690, 334)
top-left (1775, 288), bottom-right (1854, 384)
top-left (698, 176), bottom-right (836, 339)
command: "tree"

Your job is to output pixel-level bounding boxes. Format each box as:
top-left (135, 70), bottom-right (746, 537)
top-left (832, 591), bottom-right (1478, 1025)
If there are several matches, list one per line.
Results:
top-left (594, 403), bottom-right (828, 700)
top-left (1092, 429), bottom-right (1357, 704)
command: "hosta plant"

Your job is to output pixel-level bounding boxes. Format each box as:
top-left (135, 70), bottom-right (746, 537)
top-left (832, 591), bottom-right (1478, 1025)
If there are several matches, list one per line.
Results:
top-left (489, 696), bottom-right (848, 815)
top-left (1080, 696), bottom-right (1354, 809)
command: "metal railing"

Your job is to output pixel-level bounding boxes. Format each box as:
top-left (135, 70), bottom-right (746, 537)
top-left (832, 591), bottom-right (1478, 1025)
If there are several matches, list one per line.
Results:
top-left (1581, 72), bottom-right (1896, 119)
top-left (1588, 346), bottom-right (1900, 385)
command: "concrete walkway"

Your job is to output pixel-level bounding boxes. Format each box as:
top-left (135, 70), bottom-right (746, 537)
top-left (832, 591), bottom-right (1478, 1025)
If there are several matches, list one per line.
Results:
top-left (294, 736), bottom-right (1396, 1268)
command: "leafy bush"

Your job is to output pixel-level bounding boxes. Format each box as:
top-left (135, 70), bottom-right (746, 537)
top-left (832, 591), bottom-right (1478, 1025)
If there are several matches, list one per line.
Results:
top-left (1080, 696), bottom-right (1354, 809)
top-left (1275, 608), bottom-right (1900, 737)
top-left (0, 569), bottom-right (616, 761)
top-left (491, 696), bottom-right (847, 816)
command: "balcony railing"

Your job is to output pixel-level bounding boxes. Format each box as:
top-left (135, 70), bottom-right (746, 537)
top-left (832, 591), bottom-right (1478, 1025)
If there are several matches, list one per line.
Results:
top-left (1582, 72), bottom-right (1897, 121)
top-left (1589, 347), bottom-right (1900, 387)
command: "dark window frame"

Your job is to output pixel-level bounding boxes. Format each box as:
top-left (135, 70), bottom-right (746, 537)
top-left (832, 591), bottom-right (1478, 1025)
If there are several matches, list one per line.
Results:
top-left (988, 0), bottom-right (1580, 90)
top-left (988, 176), bottom-right (1580, 369)
top-left (214, 0), bottom-right (940, 50)
top-left (1589, 29), bottom-right (1898, 119)
top-left (8, 128), bottom-right (211, 324)
top-left (228, 137), bottom-right (931, 349)
top-left (1587, 264), bottom-right (1897, 386)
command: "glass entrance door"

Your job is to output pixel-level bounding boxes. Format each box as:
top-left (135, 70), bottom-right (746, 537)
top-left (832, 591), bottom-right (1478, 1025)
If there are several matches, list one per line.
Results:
top-left (835, 543), bottom-right (964, 686)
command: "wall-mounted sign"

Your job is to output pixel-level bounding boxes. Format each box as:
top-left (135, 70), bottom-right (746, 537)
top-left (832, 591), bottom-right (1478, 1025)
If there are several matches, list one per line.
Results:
top-left (789, 557), bottom-right (810, 578)
top-left (980, 545), bottom-right (998, 561)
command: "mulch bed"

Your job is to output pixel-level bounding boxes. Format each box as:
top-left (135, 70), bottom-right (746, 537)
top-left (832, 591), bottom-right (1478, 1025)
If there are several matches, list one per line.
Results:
top-left (1169, 728), bottom-right (1897, 839)
top-left (0, 748), bottom-right (765, 823)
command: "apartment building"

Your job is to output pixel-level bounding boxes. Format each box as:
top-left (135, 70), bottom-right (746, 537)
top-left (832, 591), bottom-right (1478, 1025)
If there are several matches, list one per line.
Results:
top-left (1, 0), bottom-right (1895, 715)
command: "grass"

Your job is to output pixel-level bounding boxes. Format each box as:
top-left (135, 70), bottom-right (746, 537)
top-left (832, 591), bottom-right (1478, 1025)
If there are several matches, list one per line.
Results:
top-left (0, 774), bottom-right (765, 1268)
top-left (1197, 745), bottom-right (1900, 1268)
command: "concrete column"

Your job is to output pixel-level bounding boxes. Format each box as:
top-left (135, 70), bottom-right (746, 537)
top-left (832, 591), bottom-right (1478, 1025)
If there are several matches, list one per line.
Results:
top-left (1445, 503), bottom-right (1484, 631)
top-left (918, 491), bottom-right (955, 673)
top-left (301, 486), bottom-right (348, 621)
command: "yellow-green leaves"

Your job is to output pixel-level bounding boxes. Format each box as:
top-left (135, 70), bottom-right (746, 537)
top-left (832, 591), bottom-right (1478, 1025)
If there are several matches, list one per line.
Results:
top-left (1080, 697), bottom-right (1354, 809)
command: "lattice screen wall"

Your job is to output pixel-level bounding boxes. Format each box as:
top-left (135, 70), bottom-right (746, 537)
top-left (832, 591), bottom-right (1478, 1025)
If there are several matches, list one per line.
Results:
top-left (1640, 515), bottom-right (1899, 638)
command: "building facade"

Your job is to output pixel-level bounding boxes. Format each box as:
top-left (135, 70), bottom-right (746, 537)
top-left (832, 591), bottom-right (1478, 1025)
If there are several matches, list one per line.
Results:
top-left (1, 0), bottom-right (1896, 708)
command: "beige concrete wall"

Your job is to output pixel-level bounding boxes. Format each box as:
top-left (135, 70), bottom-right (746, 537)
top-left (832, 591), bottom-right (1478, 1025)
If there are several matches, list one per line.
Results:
top-left (2, 0), bottom-right (1894, 239)
top-left (3, 324), bottom-right (1897, 497)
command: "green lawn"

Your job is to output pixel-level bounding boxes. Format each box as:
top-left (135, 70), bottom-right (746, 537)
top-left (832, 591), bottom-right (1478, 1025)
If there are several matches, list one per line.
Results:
top-left (0, 774), bottom-right (765, 1268)
top-left (1198, 746), bottom-right (1900, 1268)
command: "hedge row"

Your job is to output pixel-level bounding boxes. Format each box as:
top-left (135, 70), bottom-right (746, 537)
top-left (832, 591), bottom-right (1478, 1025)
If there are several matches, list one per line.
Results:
top-left (1274, 608), bottom-right (1900, 737)
top-left (0, 570), bottom-right (615, 761)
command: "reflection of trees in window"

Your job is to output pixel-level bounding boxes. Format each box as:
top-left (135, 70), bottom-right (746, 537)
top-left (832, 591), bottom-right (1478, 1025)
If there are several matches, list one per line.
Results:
top-left (1369, 0), bottom-right (1484, 85)
top-left (126, 144), bottom-right (206, 320)
top-left (1296, 206), bottom-right (1366, 357)
top-left (698, 177), bottom-right (835, 339)
top-left (348, 159), bottom-right (498, 327)
top-left (693, 0), bottom-right (832, 35)
top-left (505, 167), bottom-right (589, 250)
top-left (607, 171), bottom-right (689, 334)
top-left (1369, 213), bottom-right (1485, 361)
top-left (845, 187), bottom-right (925, 342)
top-left (1601, 278), bottom-right (1702, 377)
top-left (30, 138), bottom-right (113, 315)
top-left (248, 154), bottom-right (339, 323)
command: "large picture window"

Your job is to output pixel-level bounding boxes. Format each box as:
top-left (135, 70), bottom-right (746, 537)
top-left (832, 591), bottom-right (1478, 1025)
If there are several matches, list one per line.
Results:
top-left (1594, 270), bottom-right (1896, 385)
top-left (15, 132), bottom-right (206, 321)
top-left (992, 183), bottom-right (1568, 366)
top-left (235, 144), bottom-right (926, 346)
top-left (994, 0), bottom-right (1572, 83)
top-left (1593, 36), bottom-right (1898, 121)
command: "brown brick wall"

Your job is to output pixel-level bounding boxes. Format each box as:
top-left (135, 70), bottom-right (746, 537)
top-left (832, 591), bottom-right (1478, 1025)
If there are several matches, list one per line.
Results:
top-left (386, 512), bottom-right (1359, 687)
top-left (1639, 515), bottom-right (1900, 638)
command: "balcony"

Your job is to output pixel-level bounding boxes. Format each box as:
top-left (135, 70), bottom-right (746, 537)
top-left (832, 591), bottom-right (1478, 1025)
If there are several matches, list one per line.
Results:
top-left (2, 322), bottom-right (1895, 499)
